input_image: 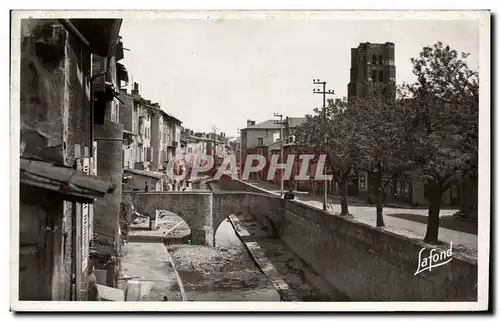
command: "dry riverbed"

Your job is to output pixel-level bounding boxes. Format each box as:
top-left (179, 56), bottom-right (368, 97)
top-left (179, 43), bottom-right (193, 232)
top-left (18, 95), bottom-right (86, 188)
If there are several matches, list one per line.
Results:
top-left (159, 211), bottom-right (280, 301)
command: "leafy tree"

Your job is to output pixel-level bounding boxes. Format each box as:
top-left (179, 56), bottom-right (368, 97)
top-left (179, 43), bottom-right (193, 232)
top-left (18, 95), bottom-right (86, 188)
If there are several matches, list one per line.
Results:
top-left (295, 97), bottom-right (359, 216)
top-left (406, 42), bottom-right (479, 244)
top-left (349, 82), bottom-right (415, 227)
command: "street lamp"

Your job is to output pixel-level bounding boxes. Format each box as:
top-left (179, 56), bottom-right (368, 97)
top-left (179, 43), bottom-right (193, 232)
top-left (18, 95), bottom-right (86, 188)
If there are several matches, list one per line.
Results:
top-left (313, 78), bottom-right (335, 211)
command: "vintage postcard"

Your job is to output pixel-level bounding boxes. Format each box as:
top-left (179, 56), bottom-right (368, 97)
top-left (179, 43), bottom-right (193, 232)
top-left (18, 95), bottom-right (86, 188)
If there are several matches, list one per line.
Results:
top-left (10, 10), bottom-right (490, 312)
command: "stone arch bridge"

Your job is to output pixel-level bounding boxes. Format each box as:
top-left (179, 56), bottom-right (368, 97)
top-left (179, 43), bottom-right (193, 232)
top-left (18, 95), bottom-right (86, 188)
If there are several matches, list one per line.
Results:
top-left (126, 191), bottom-right (285, 246)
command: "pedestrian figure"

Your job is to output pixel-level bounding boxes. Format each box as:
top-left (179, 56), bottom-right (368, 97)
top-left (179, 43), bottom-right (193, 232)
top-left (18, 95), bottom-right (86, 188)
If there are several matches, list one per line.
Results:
top-left (144, 181), bottom-right (149, 192)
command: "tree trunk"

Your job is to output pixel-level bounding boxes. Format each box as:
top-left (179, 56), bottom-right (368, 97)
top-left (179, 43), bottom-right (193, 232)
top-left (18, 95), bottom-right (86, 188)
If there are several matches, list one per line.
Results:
top-left (460, 170), bottom-right (478, 221)
top-left (375, 167), bottom-right (385, 227)
top-left (424, 183), bottom-right (444, 244)
top-left (339, 173), bottom-right (350, 216)
top-left (471, 170), bottom-right (478, 220)
top-left (460, 174), bottom-right (471, 214)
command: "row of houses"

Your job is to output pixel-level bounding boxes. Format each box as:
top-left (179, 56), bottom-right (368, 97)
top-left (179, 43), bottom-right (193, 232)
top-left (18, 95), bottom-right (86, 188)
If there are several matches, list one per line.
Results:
top-left (116, 81), bottom-right (236, 192)
top-left (119, 83), bottom-right (182, 173)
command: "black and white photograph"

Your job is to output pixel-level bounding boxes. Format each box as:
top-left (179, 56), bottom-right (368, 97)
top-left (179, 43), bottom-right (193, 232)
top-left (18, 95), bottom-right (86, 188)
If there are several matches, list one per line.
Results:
top-left (9, 10), bottom-right (490, 311)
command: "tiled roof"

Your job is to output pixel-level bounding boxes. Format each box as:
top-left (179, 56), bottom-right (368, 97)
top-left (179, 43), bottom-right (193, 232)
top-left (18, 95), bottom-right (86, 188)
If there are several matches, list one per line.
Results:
top-left (20, 157), bottom-right (116, 203)
top-left (246, 119), bottom-right (279, 129)
top-left (124, 168), bottom-right (164, 179)
top-left (246, 117), bottom-right (306, 130)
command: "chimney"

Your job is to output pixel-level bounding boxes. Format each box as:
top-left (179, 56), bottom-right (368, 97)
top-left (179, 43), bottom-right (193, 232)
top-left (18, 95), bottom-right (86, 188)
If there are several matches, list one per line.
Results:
top-left (131, 82), bottom-right (139, 95)
top-left (247, 120), bottom-right (255, 128)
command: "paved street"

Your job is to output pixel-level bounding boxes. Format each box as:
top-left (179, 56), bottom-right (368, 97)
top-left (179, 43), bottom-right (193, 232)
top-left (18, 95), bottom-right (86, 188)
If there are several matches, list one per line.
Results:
top-left (247, 180), bottom-right (478, 260)
top-left (120, 241), bottom-right (184, 301)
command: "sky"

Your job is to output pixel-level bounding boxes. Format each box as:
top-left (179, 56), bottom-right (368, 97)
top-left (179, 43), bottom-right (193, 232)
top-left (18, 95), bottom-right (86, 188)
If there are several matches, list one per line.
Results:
top-left (119, 15), bottom-right (479, 137)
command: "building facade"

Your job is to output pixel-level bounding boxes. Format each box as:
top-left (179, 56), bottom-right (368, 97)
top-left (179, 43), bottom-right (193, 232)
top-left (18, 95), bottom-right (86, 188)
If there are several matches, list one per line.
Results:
top-left (119, 82), bottom-right (182, 174)
top-left (19, 19), bottom-right (121, 301)
top-left (240, 117), bottom-right (305, 181)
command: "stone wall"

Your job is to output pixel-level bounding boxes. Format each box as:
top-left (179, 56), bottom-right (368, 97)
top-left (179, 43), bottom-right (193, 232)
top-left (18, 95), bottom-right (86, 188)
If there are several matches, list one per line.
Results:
top-left (208, 176), bottom-right (275, 195)
top-left (212, 192), bottom-right (284, 237)
top-left (210, 177), bottom-right (478, 301)
top-left (20, 19), bottom-right (67, 164)
top-left (123, 171), bottom-right (162, 192)
top-left (281, 200), bottom-right (477, 301)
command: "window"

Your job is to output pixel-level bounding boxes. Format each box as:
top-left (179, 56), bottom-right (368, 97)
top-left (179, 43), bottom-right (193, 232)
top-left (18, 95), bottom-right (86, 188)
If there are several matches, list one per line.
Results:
top-left (372, 55), bottom-right (377, 64)
top-left (404, 181), bottom-right (410, 197)
top-left (396, 181), bottom-right (410, 198)
top-left (378, 70), bottom-right (384, 82)
top-left (378, 55), bottom-right (383, 65)
top-left (397, 181), bottom-right (404, 196)
top-left (258, 138), bottom-right (263, 146)
top-left (359, 174), bottom-right (366, 190)
top-left (132, 110), bottom-right (138, 133)
top-left (451, 185), bottom-right (458, 199)
top-left (115, 104), bottom-right (120, 123)
top-left (371, 70), bottom-right (377, 81)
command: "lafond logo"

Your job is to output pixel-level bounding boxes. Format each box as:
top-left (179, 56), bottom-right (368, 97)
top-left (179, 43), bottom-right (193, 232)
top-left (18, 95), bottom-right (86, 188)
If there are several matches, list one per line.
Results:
top-left (164, 153), bottom-right (333, 182)
top-left (414, 243), bottom-right (453, 276)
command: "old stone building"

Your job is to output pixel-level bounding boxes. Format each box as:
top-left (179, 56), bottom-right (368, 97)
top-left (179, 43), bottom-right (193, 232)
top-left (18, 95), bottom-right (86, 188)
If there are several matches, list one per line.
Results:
top-left (347, 42), bottom-right (396, 102)
top-left (19, 19), bottom-right (122, 301)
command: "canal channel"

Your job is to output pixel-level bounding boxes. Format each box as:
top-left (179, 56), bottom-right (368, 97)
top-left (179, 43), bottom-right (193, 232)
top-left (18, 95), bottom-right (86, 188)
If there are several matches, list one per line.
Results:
top-left (159, 211), bottom-right (281, 301)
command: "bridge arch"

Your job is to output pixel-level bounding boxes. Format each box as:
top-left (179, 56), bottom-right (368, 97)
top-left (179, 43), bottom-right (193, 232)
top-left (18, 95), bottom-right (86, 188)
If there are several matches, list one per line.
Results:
top-left (130, 191), bottom-right (214, 246)
top-left (159, 210), bottom-right (192, 244)
top-left (128, 191), bottom-right (285, 246)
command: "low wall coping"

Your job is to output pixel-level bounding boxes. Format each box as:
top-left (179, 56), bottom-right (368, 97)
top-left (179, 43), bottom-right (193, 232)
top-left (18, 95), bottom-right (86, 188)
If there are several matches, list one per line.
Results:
top-left (287, 198), bottom-right (478, 265)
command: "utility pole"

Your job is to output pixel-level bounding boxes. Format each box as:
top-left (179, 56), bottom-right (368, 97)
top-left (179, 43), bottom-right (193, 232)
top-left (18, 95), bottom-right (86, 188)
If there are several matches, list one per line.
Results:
top-left (237, 128), bottom-right (243, 179)
top-left (274, 113), bottom-right (285, 197)
top-left (313, 79), bottom-right (335, 211)
top-left (212, 125), bottom-right (218, 159)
